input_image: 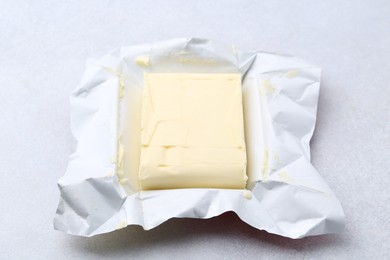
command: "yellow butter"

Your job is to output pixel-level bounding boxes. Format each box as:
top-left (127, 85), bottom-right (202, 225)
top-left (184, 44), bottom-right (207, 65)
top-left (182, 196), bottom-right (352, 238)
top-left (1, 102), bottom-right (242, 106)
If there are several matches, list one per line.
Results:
top-left (138, 73), bottom-right (247, 190)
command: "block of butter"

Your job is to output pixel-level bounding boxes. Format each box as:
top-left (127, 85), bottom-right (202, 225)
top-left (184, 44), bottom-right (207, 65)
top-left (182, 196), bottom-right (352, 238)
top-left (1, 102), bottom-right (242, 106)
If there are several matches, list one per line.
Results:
top-left (139, 73), bottom-right (247, 190)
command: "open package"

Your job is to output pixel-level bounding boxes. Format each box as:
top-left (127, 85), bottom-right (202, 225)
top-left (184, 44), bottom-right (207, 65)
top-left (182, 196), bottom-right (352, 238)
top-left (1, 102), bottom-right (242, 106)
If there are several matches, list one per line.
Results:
top-left (54, 38), bottom-right (345, 238)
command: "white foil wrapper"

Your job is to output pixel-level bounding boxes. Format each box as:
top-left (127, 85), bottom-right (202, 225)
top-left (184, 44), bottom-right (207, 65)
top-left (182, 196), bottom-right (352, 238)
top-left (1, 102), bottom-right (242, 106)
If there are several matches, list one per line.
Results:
top-left (54, 38), bottom-right (345, 238)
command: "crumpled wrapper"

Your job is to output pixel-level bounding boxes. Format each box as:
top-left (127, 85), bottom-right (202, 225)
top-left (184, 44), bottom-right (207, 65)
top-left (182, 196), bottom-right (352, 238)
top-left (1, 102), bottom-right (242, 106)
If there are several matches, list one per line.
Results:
top-left (54, 38), bottom-right (345, 238)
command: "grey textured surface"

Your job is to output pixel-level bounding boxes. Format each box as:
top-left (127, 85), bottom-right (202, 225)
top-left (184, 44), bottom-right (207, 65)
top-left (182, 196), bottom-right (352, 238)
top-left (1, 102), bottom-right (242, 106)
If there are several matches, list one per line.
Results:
top-left (0, 0), bottom-right (389, 259)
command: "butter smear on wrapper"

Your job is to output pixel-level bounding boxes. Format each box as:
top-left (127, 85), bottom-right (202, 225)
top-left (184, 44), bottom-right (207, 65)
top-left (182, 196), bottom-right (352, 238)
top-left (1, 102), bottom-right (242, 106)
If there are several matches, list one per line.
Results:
top-left (54, 38), bottom-right (345, 238)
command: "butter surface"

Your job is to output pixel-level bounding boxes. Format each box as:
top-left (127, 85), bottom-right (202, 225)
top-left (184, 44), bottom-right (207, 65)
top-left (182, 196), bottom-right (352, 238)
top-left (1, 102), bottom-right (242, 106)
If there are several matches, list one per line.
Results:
top-left (139, 73), bottom-right (247, 190)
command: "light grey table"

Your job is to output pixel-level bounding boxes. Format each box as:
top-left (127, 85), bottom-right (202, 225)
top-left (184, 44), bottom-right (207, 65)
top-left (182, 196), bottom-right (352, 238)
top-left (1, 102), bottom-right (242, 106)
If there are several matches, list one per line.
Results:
top-left (1, 1), bottom-right (389, 259)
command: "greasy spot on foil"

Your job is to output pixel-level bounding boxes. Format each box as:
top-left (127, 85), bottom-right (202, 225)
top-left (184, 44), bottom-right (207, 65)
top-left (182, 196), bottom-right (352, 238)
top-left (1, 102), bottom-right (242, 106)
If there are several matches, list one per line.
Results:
top-left (286, 69), bottom-right (300, 79)
top-left (261, 150), bottom-right (269, 179)
top-left (119, 178), bottom-right (128, 184)
top-left (117, 133), bottom-right (125, 180)
top-left (279, 171), bottom-right (294, 183)
top-left (135, 55), bottom-right (150, 67)
top-left (243, 190), bottom-right (252, 200)
top-left (119, 76), bottom-right (124, 99)
top-left (116, 221), bottom-right (127, 230)
top-left (260, 79), bottom-right (276, 95)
